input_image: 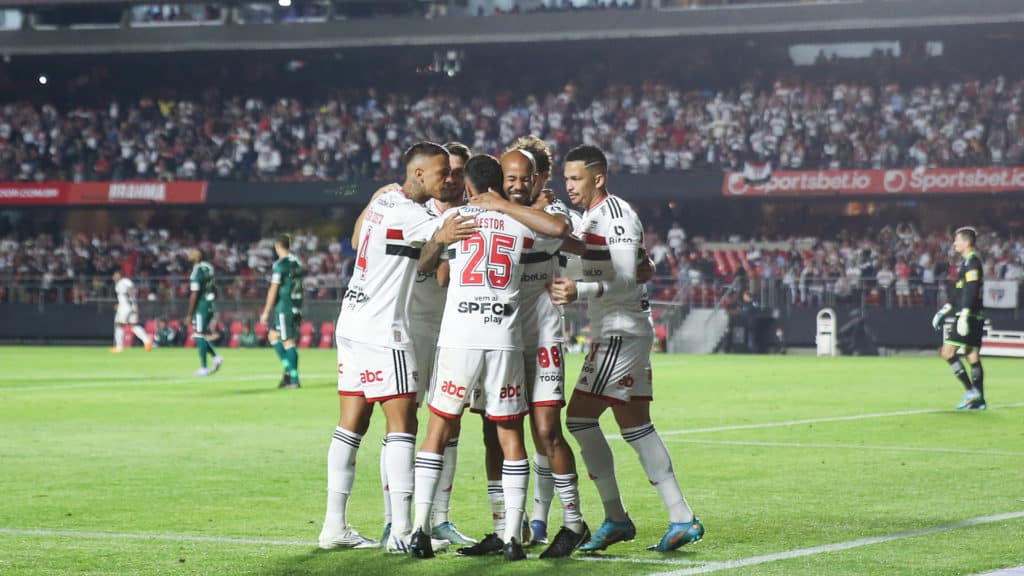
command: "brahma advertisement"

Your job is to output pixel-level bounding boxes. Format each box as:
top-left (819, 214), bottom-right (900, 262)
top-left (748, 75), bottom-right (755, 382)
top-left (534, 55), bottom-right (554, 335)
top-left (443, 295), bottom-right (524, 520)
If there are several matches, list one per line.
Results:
top-left (0, 182), bottom-right (207, 205)
top-left (723, 167), bottom-right (1024, 197)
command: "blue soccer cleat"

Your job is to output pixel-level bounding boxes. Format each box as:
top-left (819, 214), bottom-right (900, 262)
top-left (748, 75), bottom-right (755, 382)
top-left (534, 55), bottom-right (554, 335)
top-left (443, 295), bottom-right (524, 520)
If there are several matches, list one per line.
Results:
top-left (647, 518), bottom-right (705, 552)
top-left (956, 390), bottom-right (981, 410)
top-left (577, 517), bottom-right (636, 552)
top-left (530, 520), bottom-right (548, 545)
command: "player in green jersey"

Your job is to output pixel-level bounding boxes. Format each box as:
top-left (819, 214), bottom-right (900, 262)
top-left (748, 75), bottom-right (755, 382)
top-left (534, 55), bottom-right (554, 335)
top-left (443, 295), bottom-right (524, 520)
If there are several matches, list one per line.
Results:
top-left (186, 249), bottom-right (223, 376)
top-left (261, 233), bottom-right (305, 389)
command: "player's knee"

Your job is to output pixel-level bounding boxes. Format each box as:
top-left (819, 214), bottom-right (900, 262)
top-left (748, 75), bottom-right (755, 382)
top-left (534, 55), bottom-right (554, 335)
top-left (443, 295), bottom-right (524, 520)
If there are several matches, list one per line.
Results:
top-left (533, 421), bottom-right (565, 454)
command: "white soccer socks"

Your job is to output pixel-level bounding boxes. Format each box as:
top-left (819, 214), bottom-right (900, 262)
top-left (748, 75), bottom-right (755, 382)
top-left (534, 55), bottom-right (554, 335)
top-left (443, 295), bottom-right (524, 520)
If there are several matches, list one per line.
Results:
top-left (431, 438), bottom-right (459, 526)
top-left (531, 453), bottom-right (554, 526)
top-left (567, 417), bottom-right (628, 522)
top-left (501, 459), bottom-right (530, 544)
top-left (384, 432), bottom-right (416, 537)
top-left (326, 427), bottom-right (362, 529)
top-left (552, 472), bottom-right (584, 533)
top-left (413, 451), bottom-right (444, 533)
top-left (488, 480), bottom-right (506, 533)
top-left (622, 423), bottom-right (694, 524)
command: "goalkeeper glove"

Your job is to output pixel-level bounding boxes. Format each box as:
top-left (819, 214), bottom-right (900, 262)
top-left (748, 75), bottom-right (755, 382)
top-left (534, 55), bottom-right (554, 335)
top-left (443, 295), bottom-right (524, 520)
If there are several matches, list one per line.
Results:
top-left (931, 304), bottom-right (952, 331)
top-left (956, 309), bottom-right (970, 336)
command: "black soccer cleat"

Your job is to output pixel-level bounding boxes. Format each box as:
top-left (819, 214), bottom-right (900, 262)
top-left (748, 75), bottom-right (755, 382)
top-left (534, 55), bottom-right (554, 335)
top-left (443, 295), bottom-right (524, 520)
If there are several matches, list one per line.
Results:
top-left (539, 523), bottom-right (591, 559)
top-left (277, 372), bottom-right (291, 388)
top-left (503, 537), bottom-right (527, 561)
top-left (456, 533), bottom-right (504, 556)
top-left (410, 528), bottom-right (434, 559)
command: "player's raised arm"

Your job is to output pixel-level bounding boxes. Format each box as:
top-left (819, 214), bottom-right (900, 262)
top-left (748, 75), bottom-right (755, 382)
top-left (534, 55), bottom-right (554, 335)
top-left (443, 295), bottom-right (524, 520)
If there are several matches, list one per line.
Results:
top-left (352, 183), bottom-right (401, 248)
top-left (417, 212), bottom-right (476, 274)
top-left (469, 190), bottom-right (569, 239)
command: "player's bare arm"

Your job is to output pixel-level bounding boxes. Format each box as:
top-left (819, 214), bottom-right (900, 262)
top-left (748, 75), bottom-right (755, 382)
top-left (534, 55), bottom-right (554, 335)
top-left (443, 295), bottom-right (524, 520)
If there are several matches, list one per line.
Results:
top-left (559, 236), bottom-right (586, 256)
top-left (417, 213), bottom-right (477, 274)
top-left (351, 183), bottom-right (401, 248)
top-left (436, 261), bottom-right (450, 288)
top-left (185, 290), bottom-right (199, 328)
top-left (532, 188), bottom-right (555, 210)
top-left (259, 281), bottom-right (279, 326)
top-left (469, 190), bottom-right (569, 239)
top-left (636, 248), bottom-right (655, 283)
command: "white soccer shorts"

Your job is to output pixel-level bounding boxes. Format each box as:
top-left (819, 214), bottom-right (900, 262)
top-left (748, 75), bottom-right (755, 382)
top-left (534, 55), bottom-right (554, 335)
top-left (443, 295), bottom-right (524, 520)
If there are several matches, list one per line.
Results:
top-left (574, 335), bottom-right (654, 404)
top-left (411, 321), bottom-right (441, 404)
top-left (115, 307), bottom-right (138, 325)
top-left (428, 347), bottom-right (527, 421)
top-left (524, 342), bottom-right (566, 407)
top-left (337, 337), bottom-right (419, 403)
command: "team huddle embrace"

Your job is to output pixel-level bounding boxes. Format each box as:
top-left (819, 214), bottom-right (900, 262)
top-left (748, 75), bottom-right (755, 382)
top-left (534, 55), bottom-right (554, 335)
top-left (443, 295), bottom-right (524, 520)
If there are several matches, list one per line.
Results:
top-left (321, 139), bottom-right (704, 561)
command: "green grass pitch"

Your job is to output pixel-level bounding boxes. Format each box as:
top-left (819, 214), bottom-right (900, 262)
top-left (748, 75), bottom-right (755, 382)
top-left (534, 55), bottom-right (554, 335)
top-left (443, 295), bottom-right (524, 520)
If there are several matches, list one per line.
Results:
top-left (1, 347), bottom-right (1022, 575)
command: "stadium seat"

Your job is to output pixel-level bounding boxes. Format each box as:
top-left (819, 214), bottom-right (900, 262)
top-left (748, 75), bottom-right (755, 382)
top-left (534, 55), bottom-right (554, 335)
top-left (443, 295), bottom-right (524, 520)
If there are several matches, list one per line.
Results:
top-left (144, 320), bottom-right (157, 335)
top-left (229, 333), bottom-right (241, 348)
top-left (185, 327), bottom-right (196, 348)
top-left (319, 331), bottom-right (333, 349)
top-left (320, 321), bottom-right (334, 337)
top-left (254, 322), bottom-right (268, 339)
top-left (300, 321), bottom-right (314, 336)
top-left (230, 320), bottom-right (244, 335)
top-left (123, 331), bottom-right (134, 348)
top-left (299, 333), bottom-right (314, 349)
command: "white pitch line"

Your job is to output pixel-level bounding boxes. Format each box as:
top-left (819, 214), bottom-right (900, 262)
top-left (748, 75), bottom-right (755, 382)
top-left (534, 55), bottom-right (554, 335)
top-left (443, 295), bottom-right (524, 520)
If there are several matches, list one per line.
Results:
top-left (0, 527), bottom-right (310, 547)
top-left (647, 511), bottom-right (1024, 576)
top-left (606, 402), bottom-right (1024, 440)
top-left (4, 373), bottom-right (337, 392)
top-left (576, 555), bottom-right (704, 566)
top-left (662, 438), bottom-right (1024, 457)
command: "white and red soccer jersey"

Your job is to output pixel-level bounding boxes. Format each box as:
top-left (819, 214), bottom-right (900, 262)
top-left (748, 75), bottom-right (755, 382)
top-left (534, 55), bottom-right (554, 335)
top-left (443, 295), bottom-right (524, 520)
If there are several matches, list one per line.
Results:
top-left (562, 206), bottom-right (585, 280)
top-left (520, 199), bottom-right (572, 346)
top-left (409, 198), bottom-right (449, 330)
top-left (115, 277), bottom-right (137, 314)
top-left (577, 194), bottom-right (654, 339)
top-left (337, 189), bottom-right (440, 350)
top-left (436, 205), bottom-right (561, 351)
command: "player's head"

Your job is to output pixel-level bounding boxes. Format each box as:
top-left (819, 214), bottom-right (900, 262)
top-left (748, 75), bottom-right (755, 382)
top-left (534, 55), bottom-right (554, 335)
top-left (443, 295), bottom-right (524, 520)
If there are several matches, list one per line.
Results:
top-left (275, 233), bottom-right (291, 258)
top-left (443, 141), bottom-right (471, 204)
top-left (563, 145), bottom-right (608, 210)
top-left (953, 226), bottom-right (977, 255)
top-left (402, 141), bottom-right (453, 203)
top-left (510, 135), bottom-right (552, 199)
top-left (188, 248), bottom-right (204, 264)
top-left (500, 149), bottom-right (535, 206)
top-left (112, 270), bottom-right (122, 282)
top-left (463, 154), bottom-right (504, 200)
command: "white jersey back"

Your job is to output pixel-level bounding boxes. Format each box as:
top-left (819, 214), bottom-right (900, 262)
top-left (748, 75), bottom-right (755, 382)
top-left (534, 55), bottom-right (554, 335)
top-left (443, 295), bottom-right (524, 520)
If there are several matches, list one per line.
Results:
top-left (337, 189), bottom-right (440, 349)
top-left (520, 199), bottom-right (571, 346)
top-left (437, 205), bottom-right (560, 351)
top-left (578, 194), bottom-right (653, 338)
top-left (115, 277), bottom-right (136, 311)
top-left (409, 198), bottom-right (450, 329)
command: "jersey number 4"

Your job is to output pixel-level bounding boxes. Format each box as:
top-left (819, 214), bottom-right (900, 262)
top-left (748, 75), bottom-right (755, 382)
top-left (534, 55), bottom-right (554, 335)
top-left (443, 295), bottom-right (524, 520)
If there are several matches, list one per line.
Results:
top-left (461, 232), bottom-right (515, 289)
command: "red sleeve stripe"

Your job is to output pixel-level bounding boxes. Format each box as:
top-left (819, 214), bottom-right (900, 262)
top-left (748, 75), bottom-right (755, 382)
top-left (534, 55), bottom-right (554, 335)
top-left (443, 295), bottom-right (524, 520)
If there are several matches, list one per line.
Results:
top-left (386, 229), bottom-right (404, 240)
top-left (524, 238), bottom-right (535, 249)
top-left (584, 232), bottom-right (607, 245)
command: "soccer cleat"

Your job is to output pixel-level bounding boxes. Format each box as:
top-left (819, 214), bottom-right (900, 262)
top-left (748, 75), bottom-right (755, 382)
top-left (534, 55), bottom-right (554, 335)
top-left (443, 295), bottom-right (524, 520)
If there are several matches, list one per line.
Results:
top-left (647, 518), bottom-right (705, 552)
top-left (578, 517), bottom-right (636, 552)
top-left (956, 390), bottom-right (981, 410)
top-left (318, 525), bottom-right (380, 550)
top-left (144, 340), bottom-right (153, 352)
top-left (456, 533), bottom-right (504, 556)
top-left (281, 381), bottom-right (301, 389)
top-left (530, 519), bottom-right (548, 545)
top-left (278, 372), bottom-right (291, 388)
top-left (386, 531), bottom-right (410, 554)
top-left (194, 367), bottom-right (210, 377)
top-left (211, 356), bottom-right (224, 373)
top-left (539, 523), bottom-right (591, 559)
top-left (109, 347), bottom-right (123, 353)
top-left (966, 398), bottom-right (988, 410)
top-left (503, 537), bottom-right (527, 561)
top-left (432, 521), bottom-right (476, 546)
top-left (409, 528), bottom-right (434, 559)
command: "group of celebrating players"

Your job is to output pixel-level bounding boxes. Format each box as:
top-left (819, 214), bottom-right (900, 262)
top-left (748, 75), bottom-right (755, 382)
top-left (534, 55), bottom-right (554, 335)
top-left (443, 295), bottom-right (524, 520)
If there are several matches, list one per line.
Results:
top-left (107, 134), bottom-right (989, 562)
top-left (317, 138), bottom-right (705, 561)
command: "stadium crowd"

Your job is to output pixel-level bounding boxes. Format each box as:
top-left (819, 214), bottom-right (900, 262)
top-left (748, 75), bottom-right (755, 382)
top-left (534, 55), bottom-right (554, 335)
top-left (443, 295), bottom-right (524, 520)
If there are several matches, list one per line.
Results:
top-left (4, 219), bottom-right (1022, 309)
top-left (3, 74), bottom-right (1024, 183)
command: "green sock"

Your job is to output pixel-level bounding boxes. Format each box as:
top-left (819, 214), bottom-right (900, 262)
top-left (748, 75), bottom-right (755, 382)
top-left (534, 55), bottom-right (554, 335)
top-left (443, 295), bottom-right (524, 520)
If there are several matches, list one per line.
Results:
top-left (273, 341), bottom-right (287, 371)
top-left (197, 339), bottom-right (208, 368)
top-left (285, 346), bottom-right (299, 382)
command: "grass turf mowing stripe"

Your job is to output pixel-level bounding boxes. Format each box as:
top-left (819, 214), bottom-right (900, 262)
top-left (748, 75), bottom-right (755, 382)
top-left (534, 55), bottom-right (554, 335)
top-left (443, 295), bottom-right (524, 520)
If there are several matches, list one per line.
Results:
top-left (4, 373), bottom-right (337, 392)
top-left (605, 402), bottom-right (1024, 439)
top-left (662, 438), bottom-right (1024, 457)
top-left (647, 511), bottom-right (1024, 576)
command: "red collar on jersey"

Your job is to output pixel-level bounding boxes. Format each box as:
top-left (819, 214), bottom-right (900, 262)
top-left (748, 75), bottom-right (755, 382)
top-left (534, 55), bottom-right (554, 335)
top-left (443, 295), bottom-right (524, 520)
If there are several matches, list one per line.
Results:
top-left (590, 193), bottom-right (612, 211)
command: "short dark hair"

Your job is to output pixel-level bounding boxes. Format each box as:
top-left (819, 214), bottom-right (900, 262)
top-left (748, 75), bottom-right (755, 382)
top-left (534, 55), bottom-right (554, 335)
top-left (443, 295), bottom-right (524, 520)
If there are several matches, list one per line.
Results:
top-left (564, 145), bottom-right (608, 173)
top-left (444, 142), bottom-right (471, 163)
top-left (464, 154), bottom-right (503, 197)
top-left (955, 226), bottom-right (977, 246)
top-left (276, 233), bottom-right (291, 250)
top-left (402, 141), bottom-right (449, 170)
top-left (510, 135), bottom-right (552, 175)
